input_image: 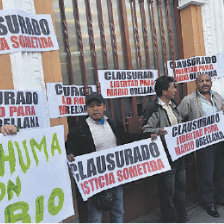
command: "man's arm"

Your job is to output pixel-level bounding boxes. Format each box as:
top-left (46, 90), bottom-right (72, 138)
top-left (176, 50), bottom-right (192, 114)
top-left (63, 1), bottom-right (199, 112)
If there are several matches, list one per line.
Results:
top-left (65, 126), bottom-right (85, 161)
top-left (142, 111), bottom-right (167, 140)
top-left (177, 97), bottom-right (190, 122)
top-left (65, 127), bottom-right (78, 162)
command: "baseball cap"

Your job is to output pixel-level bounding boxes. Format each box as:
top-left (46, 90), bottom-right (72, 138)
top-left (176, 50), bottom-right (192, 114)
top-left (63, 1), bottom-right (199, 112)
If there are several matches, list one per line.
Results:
top-left (86, 92), bottom-right (105, 105)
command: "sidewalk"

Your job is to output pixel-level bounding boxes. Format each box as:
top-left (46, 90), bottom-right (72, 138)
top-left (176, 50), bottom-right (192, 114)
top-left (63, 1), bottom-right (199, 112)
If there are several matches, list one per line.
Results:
top-left (130, 193), bottom-right (224, 223)
top-left (69, 192), bottom-right (224, 223)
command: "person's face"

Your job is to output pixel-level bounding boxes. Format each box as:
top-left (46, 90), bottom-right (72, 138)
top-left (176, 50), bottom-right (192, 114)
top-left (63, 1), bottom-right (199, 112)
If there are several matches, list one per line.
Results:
top-left (86, 100), bottom-right (106, 120)
top-left (197, 74), bottom-right (212, 94)
top-left (163, 82), bottom-right (177, 100)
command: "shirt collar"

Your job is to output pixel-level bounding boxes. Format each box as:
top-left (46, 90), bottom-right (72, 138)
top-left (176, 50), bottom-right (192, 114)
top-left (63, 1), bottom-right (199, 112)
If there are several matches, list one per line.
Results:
top-left (88, 115), bottom-right (108, 125)
top-left (197, 90), bottom-right (214, 100)
top-left (158, 97), bottom-right (172, 106)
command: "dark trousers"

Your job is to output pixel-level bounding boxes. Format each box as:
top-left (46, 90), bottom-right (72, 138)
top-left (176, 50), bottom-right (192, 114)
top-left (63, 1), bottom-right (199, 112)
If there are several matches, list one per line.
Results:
top-left (157, 158), bottom-right (187, 223)
top-left (197, 142), bottom-right (224, 207)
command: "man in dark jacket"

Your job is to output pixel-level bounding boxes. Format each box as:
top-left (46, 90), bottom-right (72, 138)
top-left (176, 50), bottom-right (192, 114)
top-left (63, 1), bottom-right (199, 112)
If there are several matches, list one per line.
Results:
top-left (66, 92), bottom-right (124, 223)
top-left (142, 76), bottom-right (187, 223)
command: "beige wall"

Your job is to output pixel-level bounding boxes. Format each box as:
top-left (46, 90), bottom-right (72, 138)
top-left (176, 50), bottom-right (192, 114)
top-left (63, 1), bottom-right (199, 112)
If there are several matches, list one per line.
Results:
top-left (34, 0), bottom-right (69, 137)
top-left (180, 5), bottom-right (206, 94)
top-left (0, 1), bottom-right (14, 89)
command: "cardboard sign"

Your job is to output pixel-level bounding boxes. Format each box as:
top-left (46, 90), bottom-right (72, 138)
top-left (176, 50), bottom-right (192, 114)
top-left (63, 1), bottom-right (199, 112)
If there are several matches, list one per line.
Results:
top-left (0, 90), bottom-right (49, 129)
top-left (69, 138), bottom-right (170, 201)
top-left (0, 10), bottom-right (59, 54)
top-left (165, 112), bottom-right (224, 161)
top-left (0, 125), bottom-right (74, 223)
top-left (167, 54), bottom-right (224, 83)
top-left (98, 70), bottom-right (158, 98)
top-left (46, 83), bottom-right (96, 118)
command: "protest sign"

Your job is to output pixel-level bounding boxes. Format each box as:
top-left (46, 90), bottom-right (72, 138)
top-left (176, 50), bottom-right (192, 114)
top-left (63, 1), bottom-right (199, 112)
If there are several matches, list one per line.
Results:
top-left (0, 10), bottom-right (59, 54)
top-left (46, 83), bottom-right (96, 118)
top-left (0, 125), bottom-right (74, 223)
top-left (0, 90), bottom-right (49, 129)
top-left (98, 70), bottom-right (158, 98)
top-left (165, 112), bottom-right (224, 161)
top-left (68, 138), bottom-right (170, 201)
top-left (167, 54), bottom-right (223, 83)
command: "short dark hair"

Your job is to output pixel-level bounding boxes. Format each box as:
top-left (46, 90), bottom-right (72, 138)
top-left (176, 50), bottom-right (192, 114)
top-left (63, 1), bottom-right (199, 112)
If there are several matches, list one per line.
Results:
top-left (155, 76), bottom-right (174, 97)
top-left (86, 92), bottom-right (105, 105)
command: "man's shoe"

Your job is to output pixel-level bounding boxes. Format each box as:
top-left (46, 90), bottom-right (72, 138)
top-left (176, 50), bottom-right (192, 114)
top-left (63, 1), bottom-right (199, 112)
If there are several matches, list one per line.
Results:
top-left (206, 206), bottom-right (220, 218)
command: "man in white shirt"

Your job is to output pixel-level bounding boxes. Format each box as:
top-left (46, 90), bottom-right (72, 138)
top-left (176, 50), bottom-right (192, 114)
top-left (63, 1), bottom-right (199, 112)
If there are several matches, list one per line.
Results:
top-left (66, 92), bottom-right (124, 223)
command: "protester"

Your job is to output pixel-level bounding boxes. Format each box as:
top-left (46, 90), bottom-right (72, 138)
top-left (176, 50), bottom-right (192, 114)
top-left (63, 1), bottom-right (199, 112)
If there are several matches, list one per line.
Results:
top-left (178, 73), bottom-right (224, 218)
top-left (66, 92), bottom-right (125, 223)
top-left (142, 76), bottom-right (187, 223)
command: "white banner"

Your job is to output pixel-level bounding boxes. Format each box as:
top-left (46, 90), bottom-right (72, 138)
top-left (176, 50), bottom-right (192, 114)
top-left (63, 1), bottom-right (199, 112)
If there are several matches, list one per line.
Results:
top-left (46, 83), bottom-right (96, 118)
top-left (165, 112), bottom-right (224, 161)
top-left (68, 138), bottom-right (171, 201)
top-left (167, 54), bottom-right (224, 83)
top-left (0, 126), bottom-right (74, 223)
top-left (0, 90), bottom-right (49, 129)
top-left (98, 70), bottom-right (158, 98)
top-left (0, 10), bottom-right (59, 54)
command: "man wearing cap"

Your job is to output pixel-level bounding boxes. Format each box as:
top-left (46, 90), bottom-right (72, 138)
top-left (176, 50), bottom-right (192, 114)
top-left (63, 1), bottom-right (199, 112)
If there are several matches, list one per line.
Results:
top-left (66, 92), bottom-right (124, 223)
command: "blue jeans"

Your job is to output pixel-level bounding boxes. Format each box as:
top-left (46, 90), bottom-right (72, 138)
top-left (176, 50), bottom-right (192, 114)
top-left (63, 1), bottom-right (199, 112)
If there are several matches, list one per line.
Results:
top-left (87, 186), bottom-right (124, 223)
top-left (157, 158), bottom-right (187, 222)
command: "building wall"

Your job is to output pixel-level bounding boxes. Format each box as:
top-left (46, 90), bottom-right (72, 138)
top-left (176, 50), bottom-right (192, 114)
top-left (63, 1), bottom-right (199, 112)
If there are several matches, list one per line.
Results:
top-left (0, 0), bottom-right (223, 222)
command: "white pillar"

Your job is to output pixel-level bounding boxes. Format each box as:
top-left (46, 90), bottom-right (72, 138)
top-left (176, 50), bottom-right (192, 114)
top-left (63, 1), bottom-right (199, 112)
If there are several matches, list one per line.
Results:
top-left (200, 0), bottom-right (224, 97)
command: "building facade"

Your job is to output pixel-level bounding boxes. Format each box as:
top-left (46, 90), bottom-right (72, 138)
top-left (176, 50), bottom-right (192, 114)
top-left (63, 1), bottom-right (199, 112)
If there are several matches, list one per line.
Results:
top-left (0, 0), bottom-right (223, 222)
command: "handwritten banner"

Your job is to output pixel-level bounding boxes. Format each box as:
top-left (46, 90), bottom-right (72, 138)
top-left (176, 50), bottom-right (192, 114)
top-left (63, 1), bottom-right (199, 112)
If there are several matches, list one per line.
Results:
top-left (46, 83), bottom-right (96, 118)
top-left (98, 70), bottom-right (158, 98)
top-left (167, 54), bottom-right (224, 83)
top-left (0, 90), bottom-right (49, 129)
top-left (0, 126), bottom-right (74, 223)
top-left (165, 112), bottom-right (224, 161)
top-left (68, 138), bottom-right (170, 201)
top-left (0, 10), bottom-right (59, 54)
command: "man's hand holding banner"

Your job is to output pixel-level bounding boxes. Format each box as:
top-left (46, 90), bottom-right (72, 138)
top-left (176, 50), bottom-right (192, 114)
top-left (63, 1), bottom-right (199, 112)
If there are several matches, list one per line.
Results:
top-left (68, 138), bottom-right (171, 201)
top-left (165, 111), bottom-right (224, 161)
